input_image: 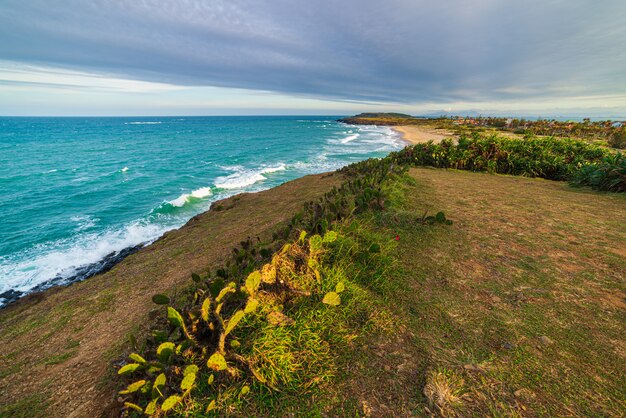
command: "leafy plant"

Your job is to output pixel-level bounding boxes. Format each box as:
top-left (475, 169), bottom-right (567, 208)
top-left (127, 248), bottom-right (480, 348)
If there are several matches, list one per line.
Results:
top-left (118, 230), bottom-right (350, 415)
top-left (570, 152), bottom-right (626, 192)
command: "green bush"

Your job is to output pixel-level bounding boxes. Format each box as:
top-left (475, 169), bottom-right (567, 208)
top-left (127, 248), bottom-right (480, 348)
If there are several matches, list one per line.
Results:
top-left (608, 128), bottom-right (626, 149)
top-left (383, 133), bottom-right (624, 192)
top-left (570, 153), bottom-right (626, 192)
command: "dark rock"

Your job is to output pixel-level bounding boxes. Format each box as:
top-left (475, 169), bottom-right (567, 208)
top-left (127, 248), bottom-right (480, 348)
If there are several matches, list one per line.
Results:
top-left (0, 288), bottom-right (24, 305)
top-left (0, 243), bottom-right (144, 309)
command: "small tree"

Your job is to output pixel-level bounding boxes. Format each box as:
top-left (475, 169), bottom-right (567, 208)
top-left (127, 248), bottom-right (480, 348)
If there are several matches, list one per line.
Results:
top-left (608, 128), bottom-right (626, 149)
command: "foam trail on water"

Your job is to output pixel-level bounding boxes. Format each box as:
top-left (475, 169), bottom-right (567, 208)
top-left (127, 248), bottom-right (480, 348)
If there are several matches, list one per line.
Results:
top-left (340, 133), bottom-right (360, 143)
top-left (214, 164), bottom-right (286, 189)
top-left (260, 164), bottom-right (287, 174)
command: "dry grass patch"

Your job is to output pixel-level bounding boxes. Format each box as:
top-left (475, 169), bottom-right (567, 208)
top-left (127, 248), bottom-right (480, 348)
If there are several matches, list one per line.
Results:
top-left (423, 369), bottom-right (466, 416)
top-left (392, 168), bottom-right (626, 416)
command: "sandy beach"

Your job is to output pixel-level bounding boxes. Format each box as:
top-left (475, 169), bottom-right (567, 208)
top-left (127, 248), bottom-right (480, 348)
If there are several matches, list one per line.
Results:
top-left (393, 125), bottom-right (454, 145)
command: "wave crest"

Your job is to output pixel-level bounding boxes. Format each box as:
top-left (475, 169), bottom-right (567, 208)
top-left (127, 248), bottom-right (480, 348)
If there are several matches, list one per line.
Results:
top-left (214, 164), bottom-right (286, 189)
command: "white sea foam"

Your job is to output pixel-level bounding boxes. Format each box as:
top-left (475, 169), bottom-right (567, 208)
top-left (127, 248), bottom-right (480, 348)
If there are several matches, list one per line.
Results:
top-left (261, 164), bottom-right (287, 174)
top-left (0, 221), bottom-right (169, 298)
top-left (168, 186), bottom-right (213, 207)
top-left (340, 133), bottom-right (360, 144)
top-left (214, 164), bottom-right (286, 189)
top-left (71, 215), bottom-right (97, 231)
top-left (125, 121), bottom-right (162, 125)
top-left (191, 187), bottom-right (213, 198)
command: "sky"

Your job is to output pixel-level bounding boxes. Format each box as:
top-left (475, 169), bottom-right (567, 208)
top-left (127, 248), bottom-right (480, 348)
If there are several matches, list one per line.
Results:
top-left (1, 0), bottom-right (625, 117)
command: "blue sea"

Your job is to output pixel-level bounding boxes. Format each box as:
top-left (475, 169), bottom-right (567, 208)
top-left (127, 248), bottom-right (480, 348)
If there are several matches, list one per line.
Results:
top-left (0, 116), bottom-right (404, 305)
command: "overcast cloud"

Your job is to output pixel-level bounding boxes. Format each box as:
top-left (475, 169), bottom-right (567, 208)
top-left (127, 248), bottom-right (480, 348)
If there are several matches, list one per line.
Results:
top-left (0, 0), bottom-right (625, 114)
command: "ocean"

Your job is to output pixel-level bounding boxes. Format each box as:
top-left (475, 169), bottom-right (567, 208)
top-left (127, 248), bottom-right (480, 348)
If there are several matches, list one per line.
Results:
top-left (0, 116), bottom-right (405, 305)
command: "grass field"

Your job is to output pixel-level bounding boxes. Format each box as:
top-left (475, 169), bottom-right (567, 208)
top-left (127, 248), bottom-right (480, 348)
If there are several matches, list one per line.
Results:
top-left (224, 168), bottom-right (626, 416)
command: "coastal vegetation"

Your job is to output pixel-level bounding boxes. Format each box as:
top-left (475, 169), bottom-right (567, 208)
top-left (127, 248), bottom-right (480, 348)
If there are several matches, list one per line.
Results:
top-left (390, 133), bottom-right (624, 191)
top-left (116, 150), bottom-right (411, 415)
top-left (115, 130), bottom-right (624, 416)
top-left (340, 114), bottom-right (626, 148)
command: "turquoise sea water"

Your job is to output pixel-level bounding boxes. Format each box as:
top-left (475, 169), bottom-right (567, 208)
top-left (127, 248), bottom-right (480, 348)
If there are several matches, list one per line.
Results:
top-left (0, 116), bottom-right (404, 304)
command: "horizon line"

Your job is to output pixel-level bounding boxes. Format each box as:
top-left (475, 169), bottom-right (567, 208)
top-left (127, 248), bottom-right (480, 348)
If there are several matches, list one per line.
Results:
top-left (1, 114), bottom-right (626, 120)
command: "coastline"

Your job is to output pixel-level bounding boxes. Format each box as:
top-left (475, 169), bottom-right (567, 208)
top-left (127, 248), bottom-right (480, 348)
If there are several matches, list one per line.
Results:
top-left (392, 125), bottom-right (454, 145)
top-left (1, 117), bottom-right (404, 307)
top-left (0, 171), bottom-right (344, 416)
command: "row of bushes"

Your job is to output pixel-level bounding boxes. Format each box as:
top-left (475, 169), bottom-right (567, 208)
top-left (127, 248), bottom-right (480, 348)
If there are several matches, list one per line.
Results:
top-left (387, 133), bottom-right (624, 192)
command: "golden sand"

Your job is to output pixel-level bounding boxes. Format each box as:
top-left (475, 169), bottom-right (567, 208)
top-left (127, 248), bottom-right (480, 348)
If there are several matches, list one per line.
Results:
top-left (393, 125), bottom-right (453, 145)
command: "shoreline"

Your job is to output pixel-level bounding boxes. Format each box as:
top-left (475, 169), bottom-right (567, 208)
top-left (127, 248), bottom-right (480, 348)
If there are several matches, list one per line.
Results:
top-left (392, 125), bottom-right (454, 145)
top-left (0, 171), bottom-right (344, 416)
top-left (0, 244), bottom-right (145, 307)
top-left (0, 172), bottom-right (344, 311)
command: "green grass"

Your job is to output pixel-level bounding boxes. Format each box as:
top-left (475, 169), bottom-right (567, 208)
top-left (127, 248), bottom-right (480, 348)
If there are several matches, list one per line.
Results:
top-left (0, 391), bottom-right (49, 418)
top-left (117, 220), bottom-right (407, 416)
top-left (43, 350), bottom-right (78, 365)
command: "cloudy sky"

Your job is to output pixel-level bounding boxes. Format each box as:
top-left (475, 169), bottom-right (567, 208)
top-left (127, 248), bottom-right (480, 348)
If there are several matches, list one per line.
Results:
top-left (1, 0), bottom-right (625, 116)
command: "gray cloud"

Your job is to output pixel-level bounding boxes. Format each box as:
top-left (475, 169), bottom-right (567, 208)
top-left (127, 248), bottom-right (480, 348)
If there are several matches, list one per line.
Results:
top-left (1, 0), bottom-right (625, 104)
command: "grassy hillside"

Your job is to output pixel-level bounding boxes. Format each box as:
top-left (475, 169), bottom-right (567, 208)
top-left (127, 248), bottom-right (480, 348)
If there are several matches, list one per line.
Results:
top-left (109, 135), bottom-right (624, 416)
top-left (111, 168), bottom-right (624, 417)
top-left (1, 133), bottom-right (624, 417)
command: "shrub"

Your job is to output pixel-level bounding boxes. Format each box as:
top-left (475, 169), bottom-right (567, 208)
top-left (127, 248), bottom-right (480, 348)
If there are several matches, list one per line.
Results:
top-left (383, 133), bottom-right (625, 192)
top-left (570, 153), bottom-right (626, 192)
top-left (608, 128), bottom-right (626, 149)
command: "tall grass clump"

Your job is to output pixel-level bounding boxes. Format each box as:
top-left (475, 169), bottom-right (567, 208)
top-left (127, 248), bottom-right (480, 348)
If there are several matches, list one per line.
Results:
top-left (570, 153), bottom-right (626, 192)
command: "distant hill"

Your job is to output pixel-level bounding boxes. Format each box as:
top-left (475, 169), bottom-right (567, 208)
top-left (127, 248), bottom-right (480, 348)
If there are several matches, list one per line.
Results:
top-left (338, 113), bottom-right (421, 125)
top-left (350, 112), bottom-right (414, 118)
